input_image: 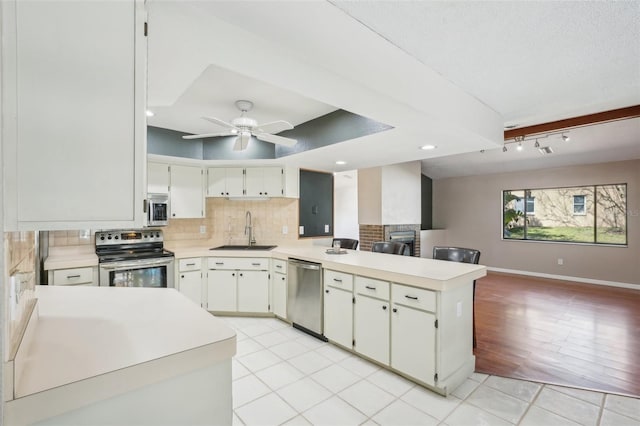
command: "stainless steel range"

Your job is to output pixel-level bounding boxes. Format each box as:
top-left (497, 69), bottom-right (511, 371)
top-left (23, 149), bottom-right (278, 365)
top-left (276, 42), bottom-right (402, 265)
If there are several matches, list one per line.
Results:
top-left (96, 230), bottom-right (175, 288)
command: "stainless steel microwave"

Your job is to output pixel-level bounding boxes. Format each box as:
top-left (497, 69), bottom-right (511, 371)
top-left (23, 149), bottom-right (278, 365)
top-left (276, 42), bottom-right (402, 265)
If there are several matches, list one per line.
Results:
top-left (146, 193), bottom-right (169, 226)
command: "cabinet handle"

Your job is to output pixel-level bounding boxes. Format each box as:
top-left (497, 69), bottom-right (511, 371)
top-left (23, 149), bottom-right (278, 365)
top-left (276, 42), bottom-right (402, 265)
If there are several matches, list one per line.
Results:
top-left (239, 273), bottom-right (243, 277)
top-left (172, 213), bottom-right (176, 217)
top-left (226, 192), bottom-right (229, 195)
top-left (251, 263), bottom-right (261, 266)
top-left (405, 295), bottom-right (418, 300)
top-left (181, 275), bottom-right (185, 279)
top-left (265, 192), bottom-right (268, 195)
top-left (382, 305), bottom-right (387, 310)
top-left (186, 263), bottom-right (196, 266)
top-left (215, 262), bottom-right (224, 265)
top-left (281, 277), bottom-right (286, 281)
top-left (392, 308), bottom-right (398, 313)
top-left (365, 285), bottom-right (376, 290)
top-left (325, 289), bottom-right (329, 293)
top-left (221, 192), bottom-right (224, 195)
top-left (232, 273), bottom-right (235, 277)
top-left (276, 265), bottom-right (282, 269)
top-left (333, 278), bottom-right (342, 283)
top-left (66, 275), bottom-right (81, 279)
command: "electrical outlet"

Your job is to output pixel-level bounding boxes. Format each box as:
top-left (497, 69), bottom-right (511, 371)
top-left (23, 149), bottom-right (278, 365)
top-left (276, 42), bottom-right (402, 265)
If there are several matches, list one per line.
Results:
top-left (456, 301), bottom-right (462, 317)
top-left (557, 258), bottom-right (564, 265)
top-left (324, 224), bottom-right (330, 233)
top-left (282, 225), bottom-right (288, 235)
top-left (199, 225), bottom-right (207, 235)
top-left (299, 226), bottom-right (304, 235)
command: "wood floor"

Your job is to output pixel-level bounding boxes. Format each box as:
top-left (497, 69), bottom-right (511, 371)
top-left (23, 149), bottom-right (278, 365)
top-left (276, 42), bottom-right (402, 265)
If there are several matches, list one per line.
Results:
top-left (473, 272), bottom-right (640, 398)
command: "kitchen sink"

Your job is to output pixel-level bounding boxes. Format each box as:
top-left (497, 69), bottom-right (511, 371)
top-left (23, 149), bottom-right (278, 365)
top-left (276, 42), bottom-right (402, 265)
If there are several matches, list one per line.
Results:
top-left (210, 245), bottom-right (277, 251)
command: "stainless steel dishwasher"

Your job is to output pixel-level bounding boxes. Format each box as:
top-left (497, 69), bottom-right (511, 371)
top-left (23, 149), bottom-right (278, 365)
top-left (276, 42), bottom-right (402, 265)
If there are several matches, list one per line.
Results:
top-left (287, 258), bottom-right (326, 340)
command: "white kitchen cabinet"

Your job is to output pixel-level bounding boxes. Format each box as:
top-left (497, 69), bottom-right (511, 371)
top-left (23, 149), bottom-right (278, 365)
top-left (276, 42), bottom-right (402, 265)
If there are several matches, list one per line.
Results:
top-left (2, 0), bottom-right (146, 230)
top-left (177, 257), bottom-right (203, 307)
top-left (354, 277), bottom-right (390, 365)
top-left (207, 167), bottom-right (244, 197)
top-left (271, 259), bottom-right (288, 319)
top-left (48, 267), bottom-right (98, 287)
top-left (245, 167), bottom-right (283, 197)
top-left (323, 270), bottom-right (353, 349)
top-left (391, 284), bottom-right (437, 386)
top-left (206, 270), bottom-right (237, 312)
top-left (237, 270), bottom-right (270, 313)
top-left (206, 257), bottom-right (269, 313)
top-left (148, 162), bottom-right (170, 195)
top-left (170, 165), bottom-right (204, 218)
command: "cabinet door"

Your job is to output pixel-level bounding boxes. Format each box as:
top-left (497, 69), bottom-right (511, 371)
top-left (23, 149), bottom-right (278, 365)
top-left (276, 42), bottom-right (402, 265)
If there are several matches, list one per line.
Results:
top-left (179, 270), bottom-right (202, 307)
top-left (244, 168), bottom-right (264, 197)
top-left (272, 272), bottom-right (287, 318)
top-left (391, 305), bottom-right (436, 385)
top-left (354, 295), bottom-right (390, 365)
top-left (170, 165), bottom-right (204, 218)
top-left (225, 168), bottom-right (245, 197)
top-left (324, 286), bottom-right (353, 348)
top-left (206, 270), bottom-right (237, 311)
top-left (148, 162), bottom-right (170, 194)
top-left (4, 0), bottom-right (146, 230)
top-left (237, 270), bottom-right (269, 313)
top-left (262, 168), bottom-right (283, 197)
top-left (207, 168), bottom-right (227, 197)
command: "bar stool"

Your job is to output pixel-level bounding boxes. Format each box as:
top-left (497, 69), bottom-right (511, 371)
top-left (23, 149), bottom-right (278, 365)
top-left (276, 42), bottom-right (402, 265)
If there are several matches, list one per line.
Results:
top-left (371, 241), bottom-right (410, 256)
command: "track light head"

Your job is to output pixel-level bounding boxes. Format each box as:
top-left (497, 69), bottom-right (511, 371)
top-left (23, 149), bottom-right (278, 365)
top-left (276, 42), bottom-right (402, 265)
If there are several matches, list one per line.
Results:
top-left (516, 142), bottom-right (523, 151)
top-left (503, 145), bottom-right (508, 152)
top-left (534, 139), bottom-right (540, 148)
top-left (562, 134), bottom-right (570, 142)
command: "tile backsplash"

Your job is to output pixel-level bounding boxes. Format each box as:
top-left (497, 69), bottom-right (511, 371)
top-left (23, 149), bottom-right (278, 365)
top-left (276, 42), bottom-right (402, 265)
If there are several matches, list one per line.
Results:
top-left (163, 198), bottom-right (300, 245)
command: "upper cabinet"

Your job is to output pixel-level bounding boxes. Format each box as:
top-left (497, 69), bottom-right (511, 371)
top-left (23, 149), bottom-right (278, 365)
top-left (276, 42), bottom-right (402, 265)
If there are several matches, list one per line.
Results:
top-left (244, 167), bottom-right (283, 197)
top-left (169, 165), bottom-right (204, 219)
top-left (207, 166), bottom-right (295, 199)
top-left (207, 167), bottom-right (244, 197)
top-left (2, 0), bottom-right (147, 230)
top-left (148, 162), bottom-right (170, 195)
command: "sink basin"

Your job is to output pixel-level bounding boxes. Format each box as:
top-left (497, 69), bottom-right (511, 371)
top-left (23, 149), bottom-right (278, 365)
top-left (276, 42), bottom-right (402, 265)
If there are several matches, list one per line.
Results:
top-left (210, 245), bottom-right (277, 251)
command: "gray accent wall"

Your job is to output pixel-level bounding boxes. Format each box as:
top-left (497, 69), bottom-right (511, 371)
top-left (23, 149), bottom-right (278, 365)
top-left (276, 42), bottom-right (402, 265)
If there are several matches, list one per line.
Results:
top-left (147, 126), bottom-right (203, 159)
top-left (276, 110), bottom-right (393, 158)
top-left (203, 136), bottom-right (275, 160)
top-left (432, 159), bottom-right (639, 285)
top-left (421, 174), bottom-right (433, 230)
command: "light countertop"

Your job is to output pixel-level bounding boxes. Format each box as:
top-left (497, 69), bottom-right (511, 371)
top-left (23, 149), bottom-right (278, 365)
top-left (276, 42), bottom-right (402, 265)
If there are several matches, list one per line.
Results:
top-left (44, 245), bottom-right (99, 270)
top-left (14, 286), bottom-right (236, 398)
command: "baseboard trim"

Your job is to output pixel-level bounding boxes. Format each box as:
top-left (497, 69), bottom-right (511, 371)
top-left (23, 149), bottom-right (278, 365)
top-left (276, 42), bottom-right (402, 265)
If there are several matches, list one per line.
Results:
top-left (487, 267), bottom-right (639, 290)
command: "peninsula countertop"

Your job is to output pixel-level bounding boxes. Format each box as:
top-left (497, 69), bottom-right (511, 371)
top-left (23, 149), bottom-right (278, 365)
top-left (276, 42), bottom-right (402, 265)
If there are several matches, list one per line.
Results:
top-left (6, 286), bottom-right (236, 424)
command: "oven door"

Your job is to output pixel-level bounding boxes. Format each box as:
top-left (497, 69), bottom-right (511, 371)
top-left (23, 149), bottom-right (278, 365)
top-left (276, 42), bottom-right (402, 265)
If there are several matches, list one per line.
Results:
top-left (99, 257), bottom-right (175, 288)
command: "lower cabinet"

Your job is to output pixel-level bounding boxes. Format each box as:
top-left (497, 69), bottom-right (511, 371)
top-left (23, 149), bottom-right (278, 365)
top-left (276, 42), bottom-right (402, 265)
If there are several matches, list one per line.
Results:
top-left (354, 294), bottom-right (390, 365)
top-left (48, 266), bottom-right (98, 286)
top-left (206, 257), bottom-right (269, 313)
top-left (323, 270), bottom-right (353, 348)
top-left (179, 270), bottom-right (203, 306)
top-left (271, 271), bottom-right (287, 318)
top-left (390, 284), bottom-right (437, 386)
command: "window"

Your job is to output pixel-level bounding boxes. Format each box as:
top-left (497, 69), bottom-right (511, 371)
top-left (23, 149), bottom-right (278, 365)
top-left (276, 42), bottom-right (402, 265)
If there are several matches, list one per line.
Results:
top-left (503, 184), bottom-right (627, 245)
top-left (573, 195), bottom-right (586, 215)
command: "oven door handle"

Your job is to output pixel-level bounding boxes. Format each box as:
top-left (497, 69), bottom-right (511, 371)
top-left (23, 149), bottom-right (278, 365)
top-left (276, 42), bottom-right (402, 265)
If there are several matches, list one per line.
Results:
top-left (100, 258), bottom-right (174, 271)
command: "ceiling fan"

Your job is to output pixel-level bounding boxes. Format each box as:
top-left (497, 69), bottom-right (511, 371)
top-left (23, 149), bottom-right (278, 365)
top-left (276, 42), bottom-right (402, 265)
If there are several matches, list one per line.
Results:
top-left (182, 100), bottom-right (297, 151)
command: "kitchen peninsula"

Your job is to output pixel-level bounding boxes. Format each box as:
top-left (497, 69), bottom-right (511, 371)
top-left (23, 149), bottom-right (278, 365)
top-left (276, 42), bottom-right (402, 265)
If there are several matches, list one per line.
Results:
top-left (4, 286), bottom-right (236, 425)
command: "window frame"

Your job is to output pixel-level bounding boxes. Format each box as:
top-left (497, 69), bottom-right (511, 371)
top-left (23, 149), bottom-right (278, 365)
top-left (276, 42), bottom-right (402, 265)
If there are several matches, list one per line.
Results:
top-left (573, 195), bottom-right (586, 216)
top-left (502, 183), bottom-right (627, 246)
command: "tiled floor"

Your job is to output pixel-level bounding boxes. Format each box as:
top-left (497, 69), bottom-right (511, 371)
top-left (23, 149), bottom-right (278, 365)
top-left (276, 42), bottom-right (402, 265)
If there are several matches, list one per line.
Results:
top-left (222, 316), bottom-right (640, 426)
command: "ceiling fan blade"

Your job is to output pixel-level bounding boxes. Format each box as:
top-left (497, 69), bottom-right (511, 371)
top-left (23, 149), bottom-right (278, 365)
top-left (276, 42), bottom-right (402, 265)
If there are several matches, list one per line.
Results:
top-left (254, 132), bottom-right (297, 147)
top-left (233, 132), bottom-right (251, 151)
top-left (182, 131), bottom-right (235, 140)
top-left (201, 116), bottom-right (237, 130)
top-left (255, 120), bottom-right (294, 134)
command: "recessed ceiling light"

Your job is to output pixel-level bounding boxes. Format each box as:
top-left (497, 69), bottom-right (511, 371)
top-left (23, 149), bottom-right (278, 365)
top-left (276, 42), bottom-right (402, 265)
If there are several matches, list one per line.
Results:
top-left (420, 144), bottom-right (437, 150)
top-left (335, 160), bottom-right (347, 165)
top-left (230, 129), bottom-right (238, 134)
top-left (145, 110), bottom-right (154, 117)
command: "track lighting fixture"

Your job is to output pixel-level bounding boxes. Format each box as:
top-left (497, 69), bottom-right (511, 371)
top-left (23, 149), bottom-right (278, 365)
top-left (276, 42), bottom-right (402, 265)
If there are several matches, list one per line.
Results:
top-left (516, 142), bottom-right (523, 151)
top-left (503, 145), bottom-right (508, 152)
top-left (562, 134), bottom-right (570, 142)
top-left (534, 139), bottom-right (540, 148)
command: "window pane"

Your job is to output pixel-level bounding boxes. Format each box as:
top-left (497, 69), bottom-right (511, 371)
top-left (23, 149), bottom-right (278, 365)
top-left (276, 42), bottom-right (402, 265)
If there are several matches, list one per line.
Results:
top-left (595, 184), bottom-right (627, 244)
top-left (573, 195), bottom-right (586, 215)
top-left (503, 190), bottom-right (525, 239)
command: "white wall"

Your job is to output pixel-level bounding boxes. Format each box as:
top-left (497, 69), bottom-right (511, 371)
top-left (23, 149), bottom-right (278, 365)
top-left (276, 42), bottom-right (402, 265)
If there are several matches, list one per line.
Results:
top-left (381, 161), bottom-right (421, 224)
top-left (358, 161), bottom-right (421, 225)
top-left (334, 170), bottom-right (359, 241)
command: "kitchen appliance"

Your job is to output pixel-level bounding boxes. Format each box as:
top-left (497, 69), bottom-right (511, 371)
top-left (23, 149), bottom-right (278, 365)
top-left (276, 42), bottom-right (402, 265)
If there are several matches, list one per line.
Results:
top-left (96, 229), bottom-right (174, 288)
top-left (287, 258), bottom-right (326, 340)
top-left (388, 230), bottom-right (416, 256)
top-left (146, 193), bottom-right (169, 226)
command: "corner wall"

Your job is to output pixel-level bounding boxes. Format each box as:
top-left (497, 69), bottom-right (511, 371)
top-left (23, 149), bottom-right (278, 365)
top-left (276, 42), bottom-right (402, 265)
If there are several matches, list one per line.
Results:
top-left (432, 159), bottom-right (639, 286)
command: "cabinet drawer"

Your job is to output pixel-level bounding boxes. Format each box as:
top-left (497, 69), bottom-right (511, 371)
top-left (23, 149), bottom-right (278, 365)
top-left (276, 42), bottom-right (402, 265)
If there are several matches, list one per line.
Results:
top-left (208, 257), bottom-right (268, 270)
top-left (324, 269), bottom-right (353, 291)
top-left (272, 259), bottom-right (287, 274)
top-left (179, 257), bottom-right (202, 272)
top-left (53, 267), bottom-right (93, 286)
top-left (355, 276), bottom-right (390, 301)
top-left (392, 284), bottom-right (436, 312)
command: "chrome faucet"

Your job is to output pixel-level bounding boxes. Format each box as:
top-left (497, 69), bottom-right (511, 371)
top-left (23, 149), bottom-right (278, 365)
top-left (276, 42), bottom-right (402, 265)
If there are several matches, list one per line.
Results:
top-left (245, 211), bottom-right (256, 246)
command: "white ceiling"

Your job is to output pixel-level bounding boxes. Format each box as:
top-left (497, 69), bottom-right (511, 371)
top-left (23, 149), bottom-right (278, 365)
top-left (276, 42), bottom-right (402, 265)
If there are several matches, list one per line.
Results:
top-left (146, 1), bottom-right (640, 178)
